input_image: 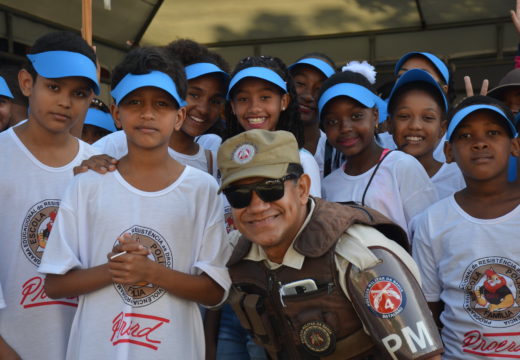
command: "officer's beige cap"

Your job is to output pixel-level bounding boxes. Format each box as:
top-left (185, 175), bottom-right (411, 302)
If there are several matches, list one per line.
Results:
top-left (218, 129), bottom-right (301, 192)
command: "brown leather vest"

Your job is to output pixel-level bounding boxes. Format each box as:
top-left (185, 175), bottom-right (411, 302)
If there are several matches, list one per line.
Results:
top-left (227, 198), bottom-right (408, 360)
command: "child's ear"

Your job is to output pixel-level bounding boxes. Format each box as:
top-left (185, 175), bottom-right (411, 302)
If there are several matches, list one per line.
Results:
top-left (444, 141), bottom-right (454, 164)
top-left (372, 107), bottom-right (379, 127)
top-left (281, 93), bottom-right (291, 111)
top-left (111, 104), bottom-right (122, 129)
top-left (18, 69), bottom-right (34, 97)
top-left (174, 106), bottom-right (186, 131)
top-left (511, 137), bottom-right (520, 158)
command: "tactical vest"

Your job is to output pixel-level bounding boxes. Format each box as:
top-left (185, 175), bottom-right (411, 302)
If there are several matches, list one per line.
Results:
top-left (227, 198), bottom-right (408, 360)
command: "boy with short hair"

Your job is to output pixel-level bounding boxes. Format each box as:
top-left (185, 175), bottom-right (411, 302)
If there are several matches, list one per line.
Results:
top-left (39, 46), bottom-right (231, 359)
top-left (0, 31), bottom-right (100, 359)
top-left (412, 95), bottom-right (520, 359)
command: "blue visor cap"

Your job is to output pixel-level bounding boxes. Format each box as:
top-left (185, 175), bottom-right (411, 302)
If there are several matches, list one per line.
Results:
top-left (27, 51), bottom-right (100, 95)
top-left (288, 58), bottom-right (335, 78)
top-left (395, 52), bottom-right (449, 85)
top-left (227, 67), bottom-right (287, 99)
top-left (318, 83), bottom-right (378, 119)
top-left (0, 76), bottom-right (13, 99)
top-left (376, 97), bottom-right (388, 124)
top-left (185, 62), bottom-right (229, 81)
top-left (447, 104), bottom-right (517, 141)
top-left (111, 71), bottom-right (186, 107)
top-left (388, 69), bottom-right (448, 113)
top-left (84, 108), bottom-right (117, 133)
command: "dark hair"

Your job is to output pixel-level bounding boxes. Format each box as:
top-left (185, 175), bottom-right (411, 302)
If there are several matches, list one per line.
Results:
top-left (448, 95), bottom-right (515, 140)
top-left (164, 38), bottom-right (230, 73)
top-left (318, 70), bottom-right (376, 123)
top-left (387, 82), bottom-right (447, 120)
top-left (89, 98), bottom-right (110, 113)
top-left (224, 56), bottom-right (304, 148)
top-left (0, 65), bottom-right (27, 107)
top-left (294, 52), bottom-right (336, 71)
top-left (287, 162), bottom-right (304, 178)
top-left (111, 46), bottom-right (187, 106)
top-left (23, 31), bottom-right (97, 80)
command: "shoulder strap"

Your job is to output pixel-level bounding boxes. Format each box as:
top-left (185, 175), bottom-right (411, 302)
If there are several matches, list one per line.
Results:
top-left (360, 149), bottom-right (393, 206)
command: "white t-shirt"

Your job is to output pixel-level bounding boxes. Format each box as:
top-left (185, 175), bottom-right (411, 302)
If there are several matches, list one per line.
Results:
top-left (0, 127), bottom-right (100, 360)
top-left (196, 133), bottom-right (222, 152)
top-left (431, 162), bottom-right (466, 199)
top-left (412, 196), bottom-right (520, 359)
top-left (313, 130), bottom-right (328, 179)
top-left (322, 151), bottom-right (438, 238)
top-left (39, 166), bottom-right (231, 360)
top-left (300, 149), bottom-right (321, 198)
top-left (93, 130), bottom-right (218, 178)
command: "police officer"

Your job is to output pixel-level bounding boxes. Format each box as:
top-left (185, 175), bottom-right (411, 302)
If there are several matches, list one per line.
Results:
top-left (217, 129), bottom-right (443, 360)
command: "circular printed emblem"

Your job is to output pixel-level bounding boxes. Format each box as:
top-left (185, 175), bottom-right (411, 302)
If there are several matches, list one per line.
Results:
top-left (113, 225), bottom-right (173, 307)
top-left (299, 321), bottom-right (335, 356)
top-left (461, 257), bottom-right (520, 328)
top-left (364, 276), bottom-right (406, 318)
top-left (232, 143), bottom-right (256, 164)
top-left (21, 199), bottom-right (60, 266)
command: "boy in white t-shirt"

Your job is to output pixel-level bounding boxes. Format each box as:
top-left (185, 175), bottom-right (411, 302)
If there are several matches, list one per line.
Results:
top-left (0, 31), bottom-right (100, 360)
top-left (39, 46), bottom-right (231, 360)
top-left (412, 96), bottom-right (520, 359)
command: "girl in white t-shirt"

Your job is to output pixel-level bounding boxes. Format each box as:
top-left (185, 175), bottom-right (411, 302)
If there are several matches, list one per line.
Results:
top-left (320, 66), bottom-right (438, 237)
top-left (412, 96), bottom-right (520, 359)
top-left (224, 55), bottom-right (321, 198)
top-left (288, 53), bottom-right (337, 178)
top-left (386, 69), bottom-right (465, 199)
top-left (86, 39), bottom-right (230, 178)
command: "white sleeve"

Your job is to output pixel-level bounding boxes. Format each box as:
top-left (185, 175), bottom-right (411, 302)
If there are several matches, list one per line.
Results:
top-left (92, 130), bottom-right (127, 159)
top-left (38, 182), bottom-right (83, 275)
top-left (335, 224), bottom-right (421, 298)
top-left (300, 150), bottom-right (322, 198)
top-left (0, 281), bottom-right (5, 309)
top-left (412, 214), bottom-right (442, 302)
top-left (396, 155), bottom-right (439, 225)
top-left (191, 193), bottom-right (232, 307)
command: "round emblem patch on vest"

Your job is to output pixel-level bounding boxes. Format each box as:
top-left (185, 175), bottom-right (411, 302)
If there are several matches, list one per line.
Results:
top-left (364, 276), bottom-right (406, 318)
top-left (299, 321), bottom-right (335, 356)
top-left (232, 143), bottom-right (255, 164)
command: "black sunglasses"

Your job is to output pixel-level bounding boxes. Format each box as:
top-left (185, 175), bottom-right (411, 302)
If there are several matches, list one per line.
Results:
top-left (223, 174), bottom-right (298, 209)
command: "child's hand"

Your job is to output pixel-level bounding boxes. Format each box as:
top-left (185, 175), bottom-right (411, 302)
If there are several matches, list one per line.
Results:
top-left (464, 75), bottom-right (489, 97)
top-left (107, 233), bottom-right (150, 259)
top-left (107, 233), bottom-right (154, 285)
top-left (108, 251), bottom-right (154, 285)
top-left (512, 0), bottom-right (520, 40)
top-left (73, 154), bottom-right (118, 175)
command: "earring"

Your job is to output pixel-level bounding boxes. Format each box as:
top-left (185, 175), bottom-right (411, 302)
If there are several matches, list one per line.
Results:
top-left (281, 107), bottom-right (285, 111)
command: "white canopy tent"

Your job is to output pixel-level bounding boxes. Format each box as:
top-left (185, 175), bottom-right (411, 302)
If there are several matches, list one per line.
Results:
top-left (0, 0), bottom-right (518, 99)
